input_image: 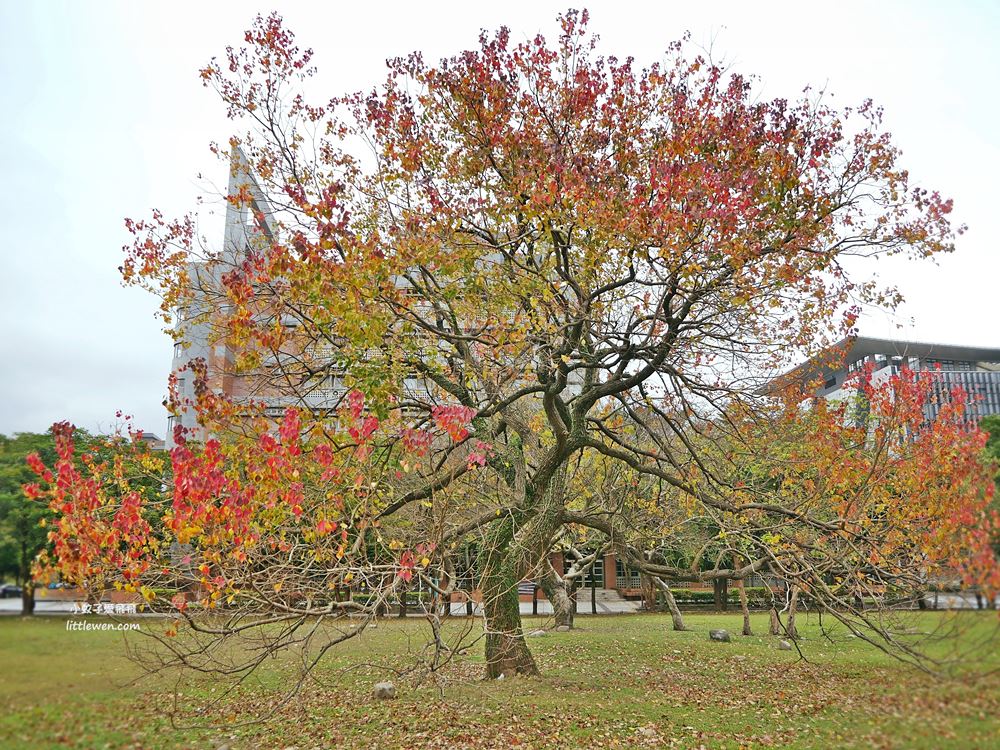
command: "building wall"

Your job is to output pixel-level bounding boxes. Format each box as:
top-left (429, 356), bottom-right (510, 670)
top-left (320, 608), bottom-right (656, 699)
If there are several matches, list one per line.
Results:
top-left (167, 149), bottom-right (283, 448)
top-left (925, 369), bottom-right (1000, 423)
top-left (800, 338), bottom-right (1000, 427)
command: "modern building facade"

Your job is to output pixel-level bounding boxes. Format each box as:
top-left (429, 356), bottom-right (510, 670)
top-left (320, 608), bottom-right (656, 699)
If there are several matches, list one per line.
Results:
top-left (775, 336), bottom-right (1000, 425)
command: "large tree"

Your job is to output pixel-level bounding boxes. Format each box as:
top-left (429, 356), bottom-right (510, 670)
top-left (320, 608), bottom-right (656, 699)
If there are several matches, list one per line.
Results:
top-left (28, 10), bottom-right (996, 688)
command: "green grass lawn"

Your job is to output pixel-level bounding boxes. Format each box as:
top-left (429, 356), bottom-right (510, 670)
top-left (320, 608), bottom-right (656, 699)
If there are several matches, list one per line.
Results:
top-left (0, 611), bottom-right (998, 749)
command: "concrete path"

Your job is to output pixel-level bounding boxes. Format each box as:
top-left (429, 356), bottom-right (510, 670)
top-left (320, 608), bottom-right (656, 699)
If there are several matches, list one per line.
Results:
top-left (924, 592), bottom-right (1000, 609)
top-left (0, 599), bottom-right (77, 614)
top-left (448, 599), bottom-right (642, 617)
top-left (0, 596), bottom-right (642, 617)
top-left (5, 593), bottom-right (994, 616)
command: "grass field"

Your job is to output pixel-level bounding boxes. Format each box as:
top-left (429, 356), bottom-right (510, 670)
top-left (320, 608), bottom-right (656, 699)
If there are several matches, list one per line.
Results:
top-left (0, 611), bottom-right (998, 749)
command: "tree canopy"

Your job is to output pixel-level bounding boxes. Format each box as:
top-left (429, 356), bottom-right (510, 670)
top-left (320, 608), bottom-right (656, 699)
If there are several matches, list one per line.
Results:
top-left (25, 10), bottom-right (997, 690)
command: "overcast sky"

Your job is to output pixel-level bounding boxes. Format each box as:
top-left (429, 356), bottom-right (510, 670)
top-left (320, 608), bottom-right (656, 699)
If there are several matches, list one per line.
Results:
top-left (1, 0), bottom-right (998, 437)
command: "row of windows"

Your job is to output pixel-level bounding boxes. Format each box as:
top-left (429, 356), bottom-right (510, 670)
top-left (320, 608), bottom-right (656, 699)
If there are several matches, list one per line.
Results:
top-left (846, 354), bottom-right (999, 375)
top-left (925, 371), bottom-right (1000, 422)
top-left (925, 358), bottom-right (973, 371)
top-left (846, 354), bottom-right (921, 373)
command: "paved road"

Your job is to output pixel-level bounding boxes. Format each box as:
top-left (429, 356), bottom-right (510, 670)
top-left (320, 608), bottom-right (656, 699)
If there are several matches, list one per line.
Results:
top-left (449, 599), bottom-right (642, 617)
top-left (0, 599), bottom-right (77, 614)
top-left (4, 593), bottom-right (995, 616)
top-left (925, 592), bottom-right (1000, 609)
top-left (0, 597), bottom-right (641, 617)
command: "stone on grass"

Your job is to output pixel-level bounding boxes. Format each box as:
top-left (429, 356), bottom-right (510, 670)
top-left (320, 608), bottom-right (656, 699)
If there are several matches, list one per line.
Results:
top-left (778, 639), bottom-right (793, 651)
top-left (709, 629), bottom-right (731, 642)
top-left (373, 681), bottom-right (396, 700)
top-left (526, 629), bottom-right (547, 637)
top-left (555, 625), bottom-right (571, 632)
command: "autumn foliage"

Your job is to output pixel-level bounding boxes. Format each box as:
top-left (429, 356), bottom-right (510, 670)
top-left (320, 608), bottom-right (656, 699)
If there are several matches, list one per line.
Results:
top-left (728, 368), bottom-right (999, 613)
top-left (26, 393), bottom-right (479, 626)
top-left (22, 9), bottom-right (999, 688)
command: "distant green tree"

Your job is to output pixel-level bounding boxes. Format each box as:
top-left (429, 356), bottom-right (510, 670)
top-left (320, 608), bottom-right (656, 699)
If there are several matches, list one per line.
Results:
top-left (0, 431), bottom-right (61, 615)
top-left (980, 415), bottom-right (1000, 591)
top-left (982, 415), bottom-right (1000, 478)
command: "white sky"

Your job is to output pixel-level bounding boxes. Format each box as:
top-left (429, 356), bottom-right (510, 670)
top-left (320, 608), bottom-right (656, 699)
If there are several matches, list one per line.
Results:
top-left (1, 0), bottom-right (998, 437)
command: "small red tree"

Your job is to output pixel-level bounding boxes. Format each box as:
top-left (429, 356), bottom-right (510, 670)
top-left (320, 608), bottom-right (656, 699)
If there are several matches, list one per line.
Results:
top-left (26, 391), bottom-right (487, 693)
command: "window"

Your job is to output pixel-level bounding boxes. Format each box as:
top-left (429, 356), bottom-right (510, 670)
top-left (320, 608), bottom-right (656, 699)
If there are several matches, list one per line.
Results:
top-left (847, 356), bottom-right (871, 374)
top-left (615, 560), bottom-right (641, 589)
top-left (566, 552), bottom-right (604, 588)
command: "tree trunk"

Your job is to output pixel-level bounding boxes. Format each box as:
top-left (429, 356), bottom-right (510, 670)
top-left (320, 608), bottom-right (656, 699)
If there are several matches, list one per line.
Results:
top-left (735, 577), bottom-right (752, 636)
top-left (653, 577), bottom-right (688, 631)
top-left (786, 584), bottom-right (800, 640)
top-left (479, 455), bottom-right (565, 677)
top-left (21, 582), bottom-right (35, 616)
top-left (537, 559), bottom-right (574, 629)
top-left (641, 573), bottom-right (656, 611)
top-left (713, 577), bottom-right (729, 611)
top-left (769, 606), bottom-right (781, 636)
top-left (481, 562), bottom-right (539, 678)
top-left (479, 509), bottom-right (546, 678)
top-left (18, 539), bottom-right (36, 616)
